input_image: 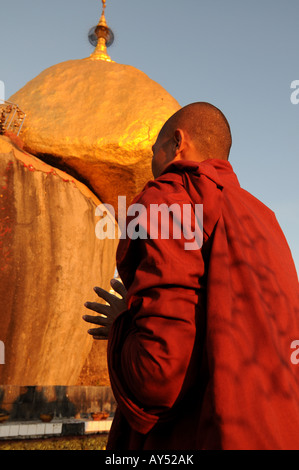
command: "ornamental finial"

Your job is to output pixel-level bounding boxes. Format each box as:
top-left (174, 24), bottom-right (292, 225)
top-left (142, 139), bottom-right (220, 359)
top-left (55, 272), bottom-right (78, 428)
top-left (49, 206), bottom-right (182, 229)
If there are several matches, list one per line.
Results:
top-left (89, 0), bottom-right (114, 62)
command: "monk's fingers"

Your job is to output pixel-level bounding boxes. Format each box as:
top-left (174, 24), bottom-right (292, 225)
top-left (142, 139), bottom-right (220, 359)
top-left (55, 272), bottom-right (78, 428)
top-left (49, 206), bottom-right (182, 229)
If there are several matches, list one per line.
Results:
top-left (93, 286), bottom-right (119, 305)
top-left (82, 314), bottom-right (109, 326)
top-left (110, 279), bottom-right (127, 299)
top-left (84, 301), bottom-right (110, 315)
top-left (87, 326), bottom-right (109, 339)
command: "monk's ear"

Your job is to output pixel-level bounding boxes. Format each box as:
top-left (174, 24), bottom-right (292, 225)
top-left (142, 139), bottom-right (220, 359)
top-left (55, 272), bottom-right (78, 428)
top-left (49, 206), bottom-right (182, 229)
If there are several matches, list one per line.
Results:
top-left (173, 129), bottom-right (183, 155)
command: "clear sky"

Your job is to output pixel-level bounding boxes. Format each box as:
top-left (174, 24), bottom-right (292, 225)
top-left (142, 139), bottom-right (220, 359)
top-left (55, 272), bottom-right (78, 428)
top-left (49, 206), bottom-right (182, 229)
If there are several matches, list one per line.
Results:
top-left (1, 0), bottom-right (299, 273)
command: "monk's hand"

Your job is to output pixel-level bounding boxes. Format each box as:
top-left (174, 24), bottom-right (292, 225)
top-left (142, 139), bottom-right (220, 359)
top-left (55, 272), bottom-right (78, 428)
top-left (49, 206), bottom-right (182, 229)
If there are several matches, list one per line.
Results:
top-left (83, 279), bottom-right (127, 340)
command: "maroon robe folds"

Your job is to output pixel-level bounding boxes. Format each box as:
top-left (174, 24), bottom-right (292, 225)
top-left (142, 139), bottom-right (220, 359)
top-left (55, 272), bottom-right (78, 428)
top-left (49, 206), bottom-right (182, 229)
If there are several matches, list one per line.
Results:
top-left (106, 159), bottom-right (299, 450)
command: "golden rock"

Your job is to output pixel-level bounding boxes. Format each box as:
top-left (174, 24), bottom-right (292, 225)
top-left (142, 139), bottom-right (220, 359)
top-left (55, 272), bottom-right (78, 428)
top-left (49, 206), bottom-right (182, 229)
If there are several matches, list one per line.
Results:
top-left (9, 59), bottom-right (181, 211)
top-left (0, 135), bottom-right (118, 385)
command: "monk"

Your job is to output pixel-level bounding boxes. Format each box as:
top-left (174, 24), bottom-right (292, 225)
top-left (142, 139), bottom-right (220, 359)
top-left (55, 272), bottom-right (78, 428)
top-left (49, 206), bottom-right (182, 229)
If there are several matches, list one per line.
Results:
top-left (83, 102), bottom-right (299, 450)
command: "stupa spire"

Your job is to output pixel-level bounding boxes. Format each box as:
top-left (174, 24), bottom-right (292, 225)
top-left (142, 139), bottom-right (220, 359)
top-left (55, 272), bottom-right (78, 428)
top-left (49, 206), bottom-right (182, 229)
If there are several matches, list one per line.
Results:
top-left (89, 0), bottom-right (115, 62)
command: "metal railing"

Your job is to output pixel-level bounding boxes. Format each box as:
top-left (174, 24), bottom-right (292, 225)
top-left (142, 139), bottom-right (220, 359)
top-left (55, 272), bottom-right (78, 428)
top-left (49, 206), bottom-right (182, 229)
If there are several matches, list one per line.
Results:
top-left (0, 100), bottom-right (26, 136)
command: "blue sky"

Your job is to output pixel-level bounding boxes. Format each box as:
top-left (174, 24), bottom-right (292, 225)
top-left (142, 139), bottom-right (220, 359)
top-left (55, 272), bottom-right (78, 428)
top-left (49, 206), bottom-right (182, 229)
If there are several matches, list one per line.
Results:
top-left (1, 0), bottom-right (299, 273)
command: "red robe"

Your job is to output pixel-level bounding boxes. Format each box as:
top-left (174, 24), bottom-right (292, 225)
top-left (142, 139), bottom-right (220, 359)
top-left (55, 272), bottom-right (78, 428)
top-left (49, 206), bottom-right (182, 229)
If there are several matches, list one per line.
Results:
top-left (107, 159), bottom-right (299, 450)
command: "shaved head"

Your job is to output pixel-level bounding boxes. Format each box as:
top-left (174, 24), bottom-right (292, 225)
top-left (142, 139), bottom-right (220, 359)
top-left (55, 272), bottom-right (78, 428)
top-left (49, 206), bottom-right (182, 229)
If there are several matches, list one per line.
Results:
top-left (159, 102), bottom-right (232, 161)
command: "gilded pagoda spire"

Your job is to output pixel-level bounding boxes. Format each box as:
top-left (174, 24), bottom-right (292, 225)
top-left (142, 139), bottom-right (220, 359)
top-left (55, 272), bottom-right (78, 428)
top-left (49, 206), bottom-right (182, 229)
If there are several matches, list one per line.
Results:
top-left (89, 0), bottom-right (114, 62)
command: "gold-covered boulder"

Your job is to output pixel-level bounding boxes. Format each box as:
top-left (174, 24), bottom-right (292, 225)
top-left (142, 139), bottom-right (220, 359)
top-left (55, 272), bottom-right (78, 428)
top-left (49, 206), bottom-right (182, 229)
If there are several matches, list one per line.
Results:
top-left (10, 59), bottom-right (180, 211)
